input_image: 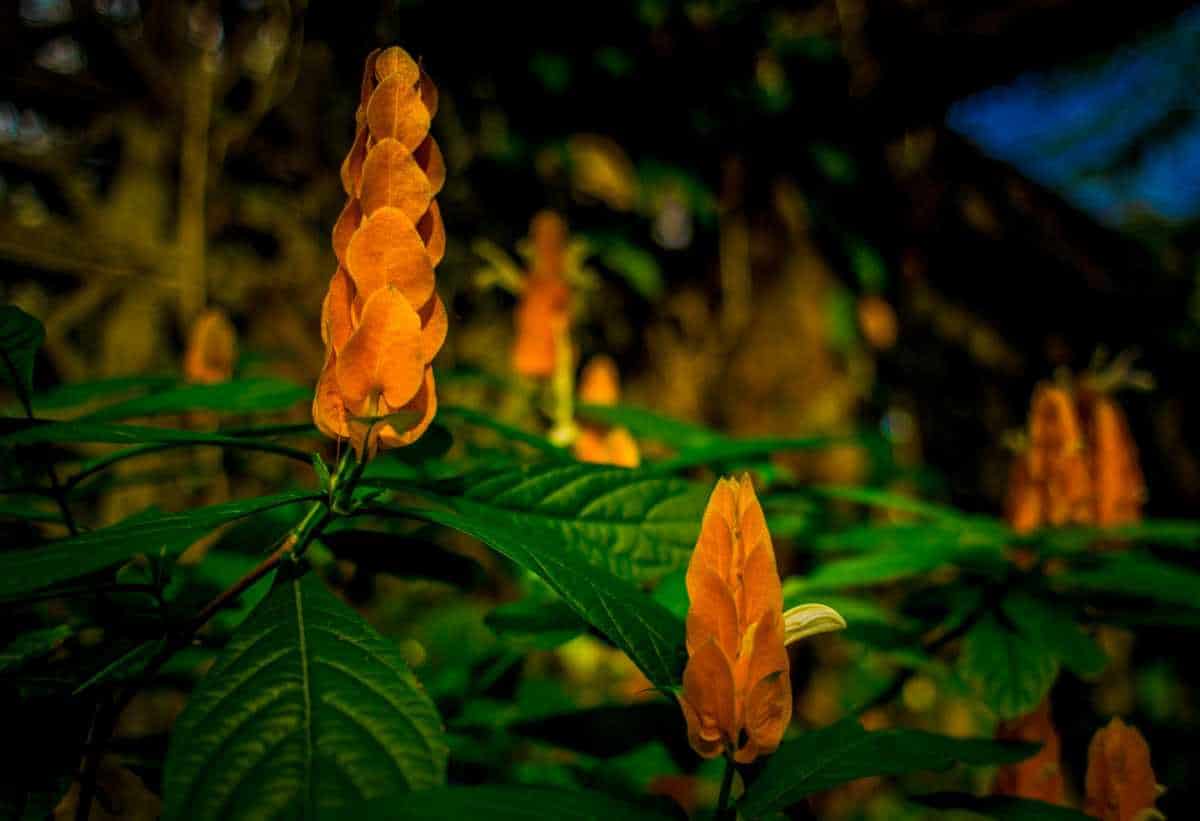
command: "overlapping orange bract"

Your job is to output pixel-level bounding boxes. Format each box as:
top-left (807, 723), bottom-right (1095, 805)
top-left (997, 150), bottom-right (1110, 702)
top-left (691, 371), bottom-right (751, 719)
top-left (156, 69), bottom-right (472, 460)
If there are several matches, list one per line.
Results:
top-left (1085, 718), bottom-right (1160, 821)
top-left (679, 475), bottom-right (790, 763)
top-left (513, 211), bottom-right (571, 378)
top-left (991, 699), bottom-right (1068, 806)
top-left (573, 355), bottom-right (640, 467)
top-left (1005, 378), bottom-right (1144, 534)
top-left (183, 308), bottom-right (236, 384)
top-left (313, 46), bottom-right (447, 457)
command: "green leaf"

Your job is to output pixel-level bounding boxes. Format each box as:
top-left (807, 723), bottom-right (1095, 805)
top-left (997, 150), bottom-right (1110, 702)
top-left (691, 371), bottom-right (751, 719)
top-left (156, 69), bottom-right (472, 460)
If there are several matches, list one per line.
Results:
top-left (786, 539), bottom-right (995, 593)
top-left (739, 718), bottom-right (1037, 819)
top-left (29, 374), bottom-right (176, 412)
top-left (0, 625), bottom-right (71, 674)
top-left (1, 422), bottom-right (312, 484)
top-left (1054, 552), bottom-right (1200, 607)
top-left (913, 792), bottom-right (1095, 820)
top-left (77, 377), bottom-right (307, 422)
top-left (0, 491), bottom-right (319, 598)
top-left (381, 481), bottom-right (688, 688)
top-left (438, 405), bottom-right (567, 458)
top-left (163, 572), bottom-right (447, 821)
top-left (0, 305), bottom-right (45, 406)
top-left (959, 615), bottom-right (1058, 719)
top-left (382, 463), bottom-right (708, 582)
top-left (803, 485), bottom-right (975, 522)
top-left (1002, 592), bottom-right (1107, 678)
top-left (363, 785), bottom-right (672, 820)
top-left (486, 597), bottom-right (586, 649)
top-left (1033, 519), bottom-right (1200, 553)
top-left (575, 403), bottom-right (718, 450)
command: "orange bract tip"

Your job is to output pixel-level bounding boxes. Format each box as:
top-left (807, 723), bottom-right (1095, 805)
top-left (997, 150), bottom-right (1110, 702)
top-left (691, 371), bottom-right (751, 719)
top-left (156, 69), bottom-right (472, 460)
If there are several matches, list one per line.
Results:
top-left (183, 308), bottom-right (236, 384)
top-left (579, 355), bottom-right (621, 405)
top-left (374, 46), bottom-right (421, 87)
top-left (366, 72), bottom-right (431, 150)
top-left (1084, 718), bottom-right (1158, 821)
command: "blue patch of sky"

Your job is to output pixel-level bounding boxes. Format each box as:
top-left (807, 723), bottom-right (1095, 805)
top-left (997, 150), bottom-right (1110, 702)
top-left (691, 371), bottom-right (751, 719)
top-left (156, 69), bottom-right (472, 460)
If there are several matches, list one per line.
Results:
top-left (947, 5), bottom-right (1200, 225)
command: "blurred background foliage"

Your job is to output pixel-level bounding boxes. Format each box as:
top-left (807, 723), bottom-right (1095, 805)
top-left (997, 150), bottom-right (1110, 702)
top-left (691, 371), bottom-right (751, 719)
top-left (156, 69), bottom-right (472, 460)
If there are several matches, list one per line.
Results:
top-left (1, 0), bottom-right (1199, 818)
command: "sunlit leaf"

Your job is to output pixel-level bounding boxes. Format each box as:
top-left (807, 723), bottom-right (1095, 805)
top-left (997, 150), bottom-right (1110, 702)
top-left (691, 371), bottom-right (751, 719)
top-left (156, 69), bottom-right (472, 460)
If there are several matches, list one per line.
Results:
top-left (163, 572), bottom-right (447, 820)
top-left (378, 474), bottom-right (689, 687)
top-left (740, 718), bottom-right (1037, 818)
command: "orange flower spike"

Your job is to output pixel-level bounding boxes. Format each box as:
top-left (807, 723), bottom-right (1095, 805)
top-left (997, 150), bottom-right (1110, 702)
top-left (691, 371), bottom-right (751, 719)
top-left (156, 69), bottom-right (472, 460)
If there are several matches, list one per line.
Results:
top-left (313, 44), bottom-right (446, 458)
top-left (1005, 449), bottom-right (1043, 535)
top-left (992, 699), bottom-right (1068, 806)
top-left (1084, 718), bottom-right (1162, 821)
top-left (183, 308), bottom-right (236, 384)
top-left (513, 211), bottom-right (572, 378)
top-left (679, 475), bottom-right (845, 763)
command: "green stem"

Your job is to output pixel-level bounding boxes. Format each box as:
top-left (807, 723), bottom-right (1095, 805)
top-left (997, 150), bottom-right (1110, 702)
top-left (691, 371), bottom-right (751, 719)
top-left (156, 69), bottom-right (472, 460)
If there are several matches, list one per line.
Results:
top-left (716, 754), bottom-right (736, 820)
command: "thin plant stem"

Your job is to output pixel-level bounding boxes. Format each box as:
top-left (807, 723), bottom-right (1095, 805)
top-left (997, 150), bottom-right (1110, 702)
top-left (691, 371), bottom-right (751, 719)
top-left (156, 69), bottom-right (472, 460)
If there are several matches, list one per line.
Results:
top-left (716, 753), bottom-right (736, 820)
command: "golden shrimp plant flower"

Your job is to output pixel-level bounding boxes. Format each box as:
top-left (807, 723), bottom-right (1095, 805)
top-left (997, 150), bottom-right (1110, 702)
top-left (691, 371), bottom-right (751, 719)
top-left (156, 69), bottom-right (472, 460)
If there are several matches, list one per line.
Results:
top-left (679, 475), bottom-right (845, 763)
top-left (573, 355), bottom-right (640, 468)
top-left (313, 46), bottom-right (447, 458)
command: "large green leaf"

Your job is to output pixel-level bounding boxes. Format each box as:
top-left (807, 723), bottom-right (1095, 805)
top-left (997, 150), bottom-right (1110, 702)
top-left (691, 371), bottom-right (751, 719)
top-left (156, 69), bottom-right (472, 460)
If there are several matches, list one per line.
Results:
top-left (0, 305), bottom-right (44, 406)
top-left (29, 374), bottom-right (176, 412)
top-left (958, 615), bottom-right (1058, 720)
top-left (0, 491), bottom-right (319, 598)
top-left (377, 463), bottom-right (708, 581)
top-left (76, 377), bottom-right (307, 422)
top-left (363, 785), bottom-right (672, 820)
top-left (913, 792), bottom-right (1094, 820)
top-left (739, 718), bottom-right (1037, 819)
top-left (163, 572), bottom-right (447, 821)
top-left (1001, 592), bottom-right (1107, 678)
top-left (380, 487), bottom-right (688, 688)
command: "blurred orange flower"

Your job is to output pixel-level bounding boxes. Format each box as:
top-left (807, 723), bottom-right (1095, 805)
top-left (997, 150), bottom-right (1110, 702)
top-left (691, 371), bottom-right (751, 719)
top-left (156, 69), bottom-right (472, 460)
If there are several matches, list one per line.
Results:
top-left (573, 355), bottom-right (639, 467)
top-left (313, 46), bottom-right (446, 457)
top-left (1005, 375), bottom-right (1145, 535)
top-left (183, 308), bottom-right (236, 384)
top-left (679, 475), bottom-right (844, 763)
top-left (512, 211), bottom-right (571, 378)
top-left (1084, 718), bottom-right (1160, 821)
top-left (992, 699), bottom-right (1068, 806)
